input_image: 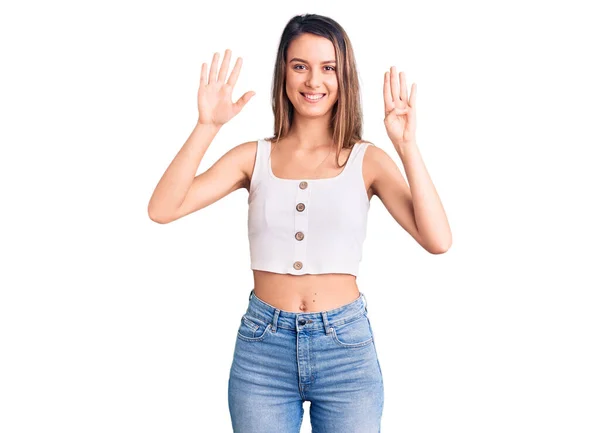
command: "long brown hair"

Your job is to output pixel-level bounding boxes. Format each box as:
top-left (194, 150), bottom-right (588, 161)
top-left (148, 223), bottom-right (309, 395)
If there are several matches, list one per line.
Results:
top-left (265, 13), bottom-right (370, 169)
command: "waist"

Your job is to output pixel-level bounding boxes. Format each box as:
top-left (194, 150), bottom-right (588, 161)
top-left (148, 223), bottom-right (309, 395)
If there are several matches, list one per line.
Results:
top-left (245, 289), bottom-right (368, 331)
top-left (252, 270), bottom-right (359, 313)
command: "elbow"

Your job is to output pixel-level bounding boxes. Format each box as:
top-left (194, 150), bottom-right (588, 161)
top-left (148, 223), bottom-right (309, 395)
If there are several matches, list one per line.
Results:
top-left (429, 240), bottom-right (452, 254)
top-left (148, 206), bottom-right (171, 224)
top-left (148, 212), bottom-right (166, 224)
top-left (149, 214), bottom-right (168, 224)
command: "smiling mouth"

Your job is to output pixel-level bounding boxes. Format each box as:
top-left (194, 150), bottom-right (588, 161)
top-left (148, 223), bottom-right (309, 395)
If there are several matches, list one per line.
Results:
top-left (301, 93), bottom-right (326, 100)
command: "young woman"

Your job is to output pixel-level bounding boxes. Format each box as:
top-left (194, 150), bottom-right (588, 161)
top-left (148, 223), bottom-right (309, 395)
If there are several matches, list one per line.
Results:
top-left (148, 13), bottom-right (451, 433)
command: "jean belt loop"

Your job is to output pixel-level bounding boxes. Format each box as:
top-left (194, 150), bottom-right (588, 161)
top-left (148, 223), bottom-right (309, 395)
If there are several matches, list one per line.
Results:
top-left (249, 289), bottom-right (254, 301)
top-left (321, 311), bottom-right (331, 334)
top-left (363, 293), bottom-right (368, 313)
top-left (271, 309), bottom-right (280, 333)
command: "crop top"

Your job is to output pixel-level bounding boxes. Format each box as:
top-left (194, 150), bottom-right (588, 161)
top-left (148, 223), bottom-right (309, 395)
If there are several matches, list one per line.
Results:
top-left (247, 138), bottom-right (372, 277)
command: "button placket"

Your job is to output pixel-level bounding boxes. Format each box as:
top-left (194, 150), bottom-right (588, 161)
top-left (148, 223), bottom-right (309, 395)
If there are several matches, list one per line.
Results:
top-left (293, 181), bottom-right (310, 273)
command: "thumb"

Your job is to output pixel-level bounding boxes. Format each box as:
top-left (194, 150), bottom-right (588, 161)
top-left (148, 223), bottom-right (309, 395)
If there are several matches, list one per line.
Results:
top-left (234, 91), bottom-right (255, 113)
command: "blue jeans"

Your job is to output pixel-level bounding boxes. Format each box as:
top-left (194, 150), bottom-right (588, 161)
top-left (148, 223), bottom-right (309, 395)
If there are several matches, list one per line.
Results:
top-left (228, 289), bottom-right (384, 432)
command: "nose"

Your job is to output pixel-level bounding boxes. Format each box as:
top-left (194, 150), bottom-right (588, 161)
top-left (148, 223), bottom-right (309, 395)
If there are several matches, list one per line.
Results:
top-left (306, 71), bottom-right (324, 90)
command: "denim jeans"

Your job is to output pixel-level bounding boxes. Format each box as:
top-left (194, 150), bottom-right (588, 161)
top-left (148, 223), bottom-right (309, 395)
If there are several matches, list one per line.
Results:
top-left (228, 289), bottom-right (384, 432)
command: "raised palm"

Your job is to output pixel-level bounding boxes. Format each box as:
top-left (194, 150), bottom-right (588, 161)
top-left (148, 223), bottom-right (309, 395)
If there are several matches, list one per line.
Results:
top-left (198, 49), bottom-right (255, 126)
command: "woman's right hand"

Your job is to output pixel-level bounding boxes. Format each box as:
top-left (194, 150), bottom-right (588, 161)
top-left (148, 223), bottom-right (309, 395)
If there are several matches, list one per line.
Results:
top-left (197, 49), bottom-right (255, 127)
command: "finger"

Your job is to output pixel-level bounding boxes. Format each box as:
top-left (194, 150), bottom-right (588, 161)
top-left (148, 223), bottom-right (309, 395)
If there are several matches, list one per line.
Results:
top-left (227, 57), bottom-right (243, 88)
top-left (200, 62), bottom-right (207, 87)
top-left (408, 83), bottom-right (416, 108)
top-left (383, 72), bottom-right (393, 112)
top-left (400, 71), bottom-right (407, 102)
top-left (218, 49), bottom-right (232, 82)
top-left (233, 90), bottom-right (255, 114)
top-left (209, 52), bottom-right (219, 84)
top-left (390, 66), bottom-right (400, 101)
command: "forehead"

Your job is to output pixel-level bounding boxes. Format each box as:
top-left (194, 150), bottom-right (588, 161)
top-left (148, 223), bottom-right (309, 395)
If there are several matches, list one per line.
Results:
top-left (287, 33), bottom-right (335, 61)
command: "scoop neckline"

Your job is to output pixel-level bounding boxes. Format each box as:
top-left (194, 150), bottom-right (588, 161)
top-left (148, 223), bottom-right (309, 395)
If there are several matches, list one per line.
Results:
top-left (266, 139), bottom-right (359, 182)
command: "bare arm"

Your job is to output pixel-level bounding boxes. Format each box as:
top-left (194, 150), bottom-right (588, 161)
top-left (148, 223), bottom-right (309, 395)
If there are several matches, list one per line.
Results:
top-left (147, 49), bottom-right (255, 224)
top-left (148, 122), bottom-right (217, 223)
top-left (148, 133), bottom-right (255, 224)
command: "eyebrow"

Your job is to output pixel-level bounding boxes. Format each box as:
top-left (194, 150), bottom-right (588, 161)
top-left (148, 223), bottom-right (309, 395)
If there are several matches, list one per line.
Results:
top-left (289, 57), bottom-right (336, 64)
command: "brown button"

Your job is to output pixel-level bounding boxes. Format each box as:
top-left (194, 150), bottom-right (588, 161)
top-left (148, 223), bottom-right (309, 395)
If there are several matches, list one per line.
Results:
top-left (293, 261), bottom-right (303, 270)
top-left (295, 231), bottom-right (304, 241)
top-left (299, 181), bottom-right (308, 189)
top-left (296, 203), bottom-right (305, 212)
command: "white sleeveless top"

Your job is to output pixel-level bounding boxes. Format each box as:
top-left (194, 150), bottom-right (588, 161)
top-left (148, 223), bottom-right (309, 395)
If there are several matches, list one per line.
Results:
top-left (247, 138), bottom-right (371, 277)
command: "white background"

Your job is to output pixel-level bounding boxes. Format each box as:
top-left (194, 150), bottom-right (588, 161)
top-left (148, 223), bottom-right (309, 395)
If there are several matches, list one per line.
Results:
top-left (1, 0), bottom-right (599, 432)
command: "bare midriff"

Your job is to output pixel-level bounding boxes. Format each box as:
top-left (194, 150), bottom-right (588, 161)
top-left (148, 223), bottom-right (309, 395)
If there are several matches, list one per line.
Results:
top-left (252, 270), bottom-right (361, 313)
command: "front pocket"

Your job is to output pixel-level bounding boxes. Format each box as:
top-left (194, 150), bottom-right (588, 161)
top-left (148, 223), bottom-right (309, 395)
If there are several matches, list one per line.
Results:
top-left (237, 314), bottom-right (272, 342)
top-left (329, 313), bottom-right (374, 348)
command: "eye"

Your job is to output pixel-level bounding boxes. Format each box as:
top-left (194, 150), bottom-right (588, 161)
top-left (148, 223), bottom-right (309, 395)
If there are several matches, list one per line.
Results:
top-left (292, 65), bottom-right (336, 71)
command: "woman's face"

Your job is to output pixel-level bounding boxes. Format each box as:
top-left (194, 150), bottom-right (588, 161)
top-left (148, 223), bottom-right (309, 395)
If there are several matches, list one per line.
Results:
top-left (285, 33), bottom-right (339, 117)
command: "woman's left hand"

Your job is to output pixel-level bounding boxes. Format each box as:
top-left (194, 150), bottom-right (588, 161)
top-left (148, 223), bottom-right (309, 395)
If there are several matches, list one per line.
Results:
top-left (383, 66), bottom-right (417, 148)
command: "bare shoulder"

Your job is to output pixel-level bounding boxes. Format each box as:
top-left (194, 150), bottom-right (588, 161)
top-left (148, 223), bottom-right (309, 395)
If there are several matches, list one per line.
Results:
top-left (361, 141), bottom-right (392, 199)
top-left (362, 141), bottom-right (389, 161)
top-left (207, 139), bottom-right (257, 190)
top-left (362, 141), bottom-right (407, 199)
top-left (234, 140), bottom-right (259, 191)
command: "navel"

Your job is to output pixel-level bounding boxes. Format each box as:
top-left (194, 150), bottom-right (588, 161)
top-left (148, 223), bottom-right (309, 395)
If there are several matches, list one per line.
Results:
top-left (299, 292), bottom-right (318, 311)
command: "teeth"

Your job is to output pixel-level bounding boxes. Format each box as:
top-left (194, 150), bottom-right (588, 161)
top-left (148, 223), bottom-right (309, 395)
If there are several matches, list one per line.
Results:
top-left (303, 93), bottom-right (325, 100)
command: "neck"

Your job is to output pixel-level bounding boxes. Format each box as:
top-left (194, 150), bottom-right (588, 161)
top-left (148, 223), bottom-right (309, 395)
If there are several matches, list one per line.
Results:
top-left (287, 114), bottom-right (334, 150)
